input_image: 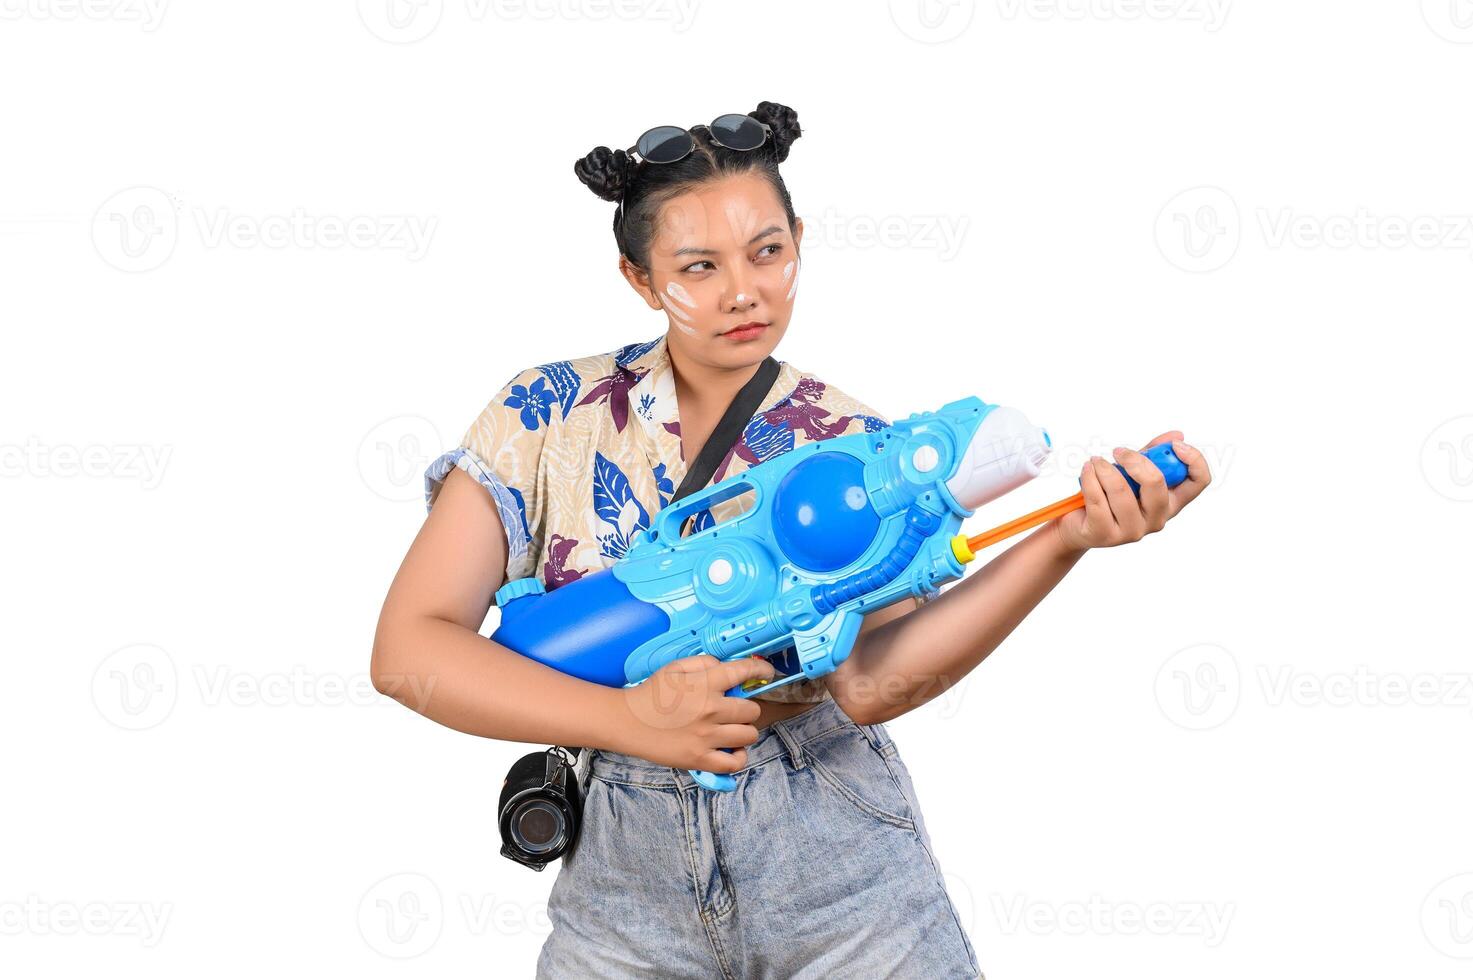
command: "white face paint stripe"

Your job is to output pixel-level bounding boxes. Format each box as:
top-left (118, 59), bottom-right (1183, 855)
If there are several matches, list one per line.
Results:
top-left (665, 281), bottom-right (696, 308)
top-left (785, 256), bottom-right (801, 302)
top-left (659, 296), bottom-right (693, 322)
top-left (781, 260), bottom-right (794, 282)
top-left (657, 297), bottom-right (696, 334)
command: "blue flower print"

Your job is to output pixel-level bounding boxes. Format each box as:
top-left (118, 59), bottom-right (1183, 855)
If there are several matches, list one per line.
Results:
top-left (636, 391), bottom-right (656, 422)
top-left (504, 375), bottom-right (557, 431)
top-left (592, 451), bottom-right (650, 561)
top-left (652, 461), bottom-right (675, 509)
top-left (533, 359), bottom-right (583, 420)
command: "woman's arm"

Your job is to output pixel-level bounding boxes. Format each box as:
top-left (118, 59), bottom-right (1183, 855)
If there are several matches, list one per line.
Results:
top-left (370, 465), bottom-right (638, 751)
top-left (825, 435), bottom-right (1212, 725)
top-left (371, 466), bottom-right (776, 774)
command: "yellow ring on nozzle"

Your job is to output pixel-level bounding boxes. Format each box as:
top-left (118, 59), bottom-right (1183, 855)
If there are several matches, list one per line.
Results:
top-left (950, 534), bottom-right (975, 564)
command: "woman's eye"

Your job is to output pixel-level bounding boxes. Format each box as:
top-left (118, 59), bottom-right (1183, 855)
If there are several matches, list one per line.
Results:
top-left (682, 261), bottom-right (714, 274)
top-left (757, 243), bottom-right (783, 260)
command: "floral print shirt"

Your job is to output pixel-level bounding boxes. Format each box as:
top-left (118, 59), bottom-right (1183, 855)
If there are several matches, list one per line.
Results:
top-left (424, 332), bottom-right (905, 704)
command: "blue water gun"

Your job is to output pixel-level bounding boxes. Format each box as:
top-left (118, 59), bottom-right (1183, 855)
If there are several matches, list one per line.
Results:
top-left (490, 397), bottom-right (1188, 790)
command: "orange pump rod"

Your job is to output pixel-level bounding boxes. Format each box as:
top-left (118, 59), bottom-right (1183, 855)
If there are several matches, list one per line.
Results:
top-left (963, 491), bottom-right (1085, 554)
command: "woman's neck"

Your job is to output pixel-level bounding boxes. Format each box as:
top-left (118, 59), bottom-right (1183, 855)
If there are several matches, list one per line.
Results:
top-left (665, 338), bottom-right (764, 418)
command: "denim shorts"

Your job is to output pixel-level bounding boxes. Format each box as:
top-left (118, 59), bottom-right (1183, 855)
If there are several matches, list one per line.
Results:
top-left (535, 695), bottom-right (982, 979)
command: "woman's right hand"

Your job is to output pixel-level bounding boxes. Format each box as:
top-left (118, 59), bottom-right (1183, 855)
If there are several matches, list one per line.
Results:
top-left (617, 655), bottom-right (776, 774)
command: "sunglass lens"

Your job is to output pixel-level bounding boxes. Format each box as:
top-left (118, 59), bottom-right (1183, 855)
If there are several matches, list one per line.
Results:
top-left (636, 126), bottom-right (692, 164)
top-left (710, 114), bottom-right (767, 151)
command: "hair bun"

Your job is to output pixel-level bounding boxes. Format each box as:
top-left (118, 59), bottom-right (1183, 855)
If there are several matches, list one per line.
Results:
top-left (573, 145), bottom-right (635, 202)
top-left (749, 101), bottom-right (801, 163)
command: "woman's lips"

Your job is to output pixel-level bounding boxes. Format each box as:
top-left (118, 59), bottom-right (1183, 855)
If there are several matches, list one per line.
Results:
top-left (722, 322), bottom-right (768, 341)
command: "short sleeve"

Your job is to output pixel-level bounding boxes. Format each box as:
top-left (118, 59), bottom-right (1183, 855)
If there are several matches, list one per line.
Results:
top-left (424, 366), bottom-right (553, 584)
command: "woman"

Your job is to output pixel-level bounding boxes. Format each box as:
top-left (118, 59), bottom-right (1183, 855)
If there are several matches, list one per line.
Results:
top-left (371, 101), bottom-right (1210, 979)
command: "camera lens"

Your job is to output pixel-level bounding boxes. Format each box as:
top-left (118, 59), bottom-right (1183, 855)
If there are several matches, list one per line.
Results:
top-left (498, 748), bottom-right (583, 870)
top-left (508, 799), bottom-right (566, 854)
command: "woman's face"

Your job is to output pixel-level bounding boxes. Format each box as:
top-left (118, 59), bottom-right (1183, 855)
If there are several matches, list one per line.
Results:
top-left (622, 171), bottom-right (804, 372)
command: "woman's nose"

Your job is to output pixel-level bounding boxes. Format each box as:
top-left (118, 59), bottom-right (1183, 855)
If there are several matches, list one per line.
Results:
top-left (725, 272), bottom-right (757, 309)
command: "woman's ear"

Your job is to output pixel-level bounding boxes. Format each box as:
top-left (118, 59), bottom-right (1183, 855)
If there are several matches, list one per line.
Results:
top-left (618, 254), bottom-right (662, 311)
top-left (792, 216), bottom-right (804, 252)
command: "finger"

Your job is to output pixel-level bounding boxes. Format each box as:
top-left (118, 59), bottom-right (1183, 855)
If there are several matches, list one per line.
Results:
top-left (1113, 446), bottom-right (1169, 533)
top-left (1166, 441), bottom-right (1212, 515)
top-left (701, 746), bottom-right (747, 774)
top-left (709, 723), bottom-right (761, 749)
top-left (1141, 430), bottom-right (1184, 451)
top-left (1078, 456), bottom-right (1112, 541)
top-left (669, 653), bottom-right (719, 673)
top-left (1093, 456), bottom-right (1146, 541)
top-left (715, 694), bottom-right (764, 725)
top-left (717, 655), bottom-right (776, 690)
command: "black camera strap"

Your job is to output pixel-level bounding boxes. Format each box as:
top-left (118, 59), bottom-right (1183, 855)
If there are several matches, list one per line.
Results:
top-left (557, 355), bottom-right (780, 762)
top-left (669, 355), bottom-right (781, 506)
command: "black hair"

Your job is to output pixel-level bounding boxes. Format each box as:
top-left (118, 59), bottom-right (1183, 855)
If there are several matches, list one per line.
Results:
top-left (572, 101), bottom-right (802, 273)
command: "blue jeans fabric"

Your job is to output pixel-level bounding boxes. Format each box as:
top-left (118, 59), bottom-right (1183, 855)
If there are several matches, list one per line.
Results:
top-left (535, 696), bottom-right (982, 979)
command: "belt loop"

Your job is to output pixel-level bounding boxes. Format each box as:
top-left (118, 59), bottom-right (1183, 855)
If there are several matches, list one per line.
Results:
top-left (772, 720), bottom-right (807, 770)
top-left (577, 750), bottom-right (596, 795)
top-left (856, 721), bottom-right (888, 753)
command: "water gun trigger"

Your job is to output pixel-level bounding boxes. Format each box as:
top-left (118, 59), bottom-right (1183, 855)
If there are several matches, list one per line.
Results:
top-left (686, 620), bottom-right (855, 791)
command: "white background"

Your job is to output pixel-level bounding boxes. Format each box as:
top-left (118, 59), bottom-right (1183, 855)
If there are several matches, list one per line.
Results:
top-left (3, 1), bottom-right (1471, 977)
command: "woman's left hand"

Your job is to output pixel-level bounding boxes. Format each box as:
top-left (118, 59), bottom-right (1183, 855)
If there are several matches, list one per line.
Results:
top-left (1053, 430), bottom-right (1212, 554)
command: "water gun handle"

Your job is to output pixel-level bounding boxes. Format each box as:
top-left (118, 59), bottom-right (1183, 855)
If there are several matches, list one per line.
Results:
top-left (689, 659), bottom-right (770, 792)
top-left (1117, 442), bottom-right (1190, 493)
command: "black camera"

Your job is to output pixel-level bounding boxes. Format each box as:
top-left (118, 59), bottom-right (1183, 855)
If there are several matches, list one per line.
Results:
top-left (498, 747), bottom-right (583, 871)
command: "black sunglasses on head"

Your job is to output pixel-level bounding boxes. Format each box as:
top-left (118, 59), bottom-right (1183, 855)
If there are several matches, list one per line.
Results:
top-left (627, 113), bottom-right (772, 166)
